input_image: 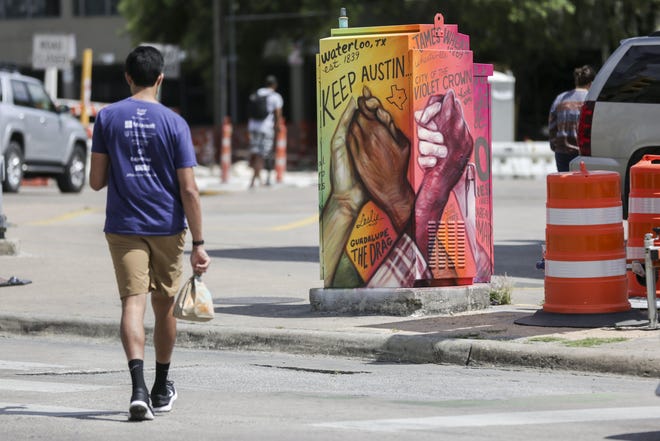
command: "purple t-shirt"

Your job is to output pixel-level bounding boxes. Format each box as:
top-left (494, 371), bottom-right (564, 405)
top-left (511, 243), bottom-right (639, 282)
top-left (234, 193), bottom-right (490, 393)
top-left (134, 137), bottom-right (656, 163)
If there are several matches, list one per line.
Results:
top-left (91, 98), bottom-right (197, 235)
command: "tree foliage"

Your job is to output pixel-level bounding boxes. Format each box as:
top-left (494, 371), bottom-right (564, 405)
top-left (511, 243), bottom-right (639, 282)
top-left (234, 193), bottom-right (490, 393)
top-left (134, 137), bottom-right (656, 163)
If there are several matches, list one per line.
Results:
top-left (117, 0), bottom-right (659, 137)
top-left (118, 0), bottom-right (213, 76)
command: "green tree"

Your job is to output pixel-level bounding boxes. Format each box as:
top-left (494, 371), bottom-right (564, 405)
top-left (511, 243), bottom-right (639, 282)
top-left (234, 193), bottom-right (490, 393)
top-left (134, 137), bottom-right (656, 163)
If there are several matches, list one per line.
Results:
top-left (118, 0), bottom-right (213, 79)
top-left (117, 0), bottom-right (659, 137)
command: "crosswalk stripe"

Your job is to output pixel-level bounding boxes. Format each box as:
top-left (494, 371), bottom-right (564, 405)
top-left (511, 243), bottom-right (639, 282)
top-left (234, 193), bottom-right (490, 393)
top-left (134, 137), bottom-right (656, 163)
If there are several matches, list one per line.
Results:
top-left (0, 401), bottom-right (115, 416)
top-left (0, 361), bottom-right (67, 371)
top-left (0, 379), bottom-right (110, 393)
top-left (315, 406), bottom-right (660, 431)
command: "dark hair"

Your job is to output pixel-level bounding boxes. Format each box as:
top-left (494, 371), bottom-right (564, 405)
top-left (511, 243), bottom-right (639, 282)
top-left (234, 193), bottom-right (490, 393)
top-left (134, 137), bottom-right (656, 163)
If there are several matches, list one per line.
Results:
top-left (265, 75), bottom-right (278, 88)
top-left (574, 65), bottom-right (596, 88)
top-left (125, 46), bottom-right (164, 87)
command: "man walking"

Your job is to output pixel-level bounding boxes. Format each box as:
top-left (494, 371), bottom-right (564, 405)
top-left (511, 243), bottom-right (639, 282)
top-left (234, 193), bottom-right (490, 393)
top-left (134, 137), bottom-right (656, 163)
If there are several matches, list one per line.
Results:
top-left (90, 46), bottom-right (210, 421)
top-left (247, 75), bottom-right (283, 188)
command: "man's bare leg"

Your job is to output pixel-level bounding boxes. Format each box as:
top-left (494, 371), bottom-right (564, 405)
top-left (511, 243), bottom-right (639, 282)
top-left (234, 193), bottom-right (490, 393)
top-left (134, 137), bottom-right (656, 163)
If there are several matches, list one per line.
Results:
top-left (121, 293), bottom-right (154, 420)
top-left (151, 293), bottom-right (176, 364)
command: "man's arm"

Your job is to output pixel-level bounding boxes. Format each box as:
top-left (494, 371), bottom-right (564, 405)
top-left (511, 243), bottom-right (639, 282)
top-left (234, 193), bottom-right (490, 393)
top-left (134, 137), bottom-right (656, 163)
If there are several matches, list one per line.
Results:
top-left (177, 167), bottom-right (210, 275)
top-left (273, 106), bottom-right (283, 132)
top-left (89, 152), bottom-right (109, 191)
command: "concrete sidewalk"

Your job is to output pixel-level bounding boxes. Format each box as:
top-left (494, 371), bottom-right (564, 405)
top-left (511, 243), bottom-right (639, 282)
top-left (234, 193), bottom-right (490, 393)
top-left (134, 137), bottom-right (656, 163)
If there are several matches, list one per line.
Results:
top-left (0, 164), bottom-right (659, 380)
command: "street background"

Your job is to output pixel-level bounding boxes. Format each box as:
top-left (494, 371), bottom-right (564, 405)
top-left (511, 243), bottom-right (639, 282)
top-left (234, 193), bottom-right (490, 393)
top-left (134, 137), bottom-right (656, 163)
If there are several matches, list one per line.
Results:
top-left (3, 166), bottom-right (660, 439)
top-left (2, 165), bottom-right (543, 326)
top-left (2, 332), bottom-right (659, 441)
top-left (0, 166), bottom-right (658, 377)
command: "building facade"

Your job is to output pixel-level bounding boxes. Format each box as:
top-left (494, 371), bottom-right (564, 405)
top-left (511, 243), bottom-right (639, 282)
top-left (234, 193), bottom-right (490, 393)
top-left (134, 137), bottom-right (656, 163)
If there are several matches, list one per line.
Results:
top-left (0, 0), bottom-right (131, 101)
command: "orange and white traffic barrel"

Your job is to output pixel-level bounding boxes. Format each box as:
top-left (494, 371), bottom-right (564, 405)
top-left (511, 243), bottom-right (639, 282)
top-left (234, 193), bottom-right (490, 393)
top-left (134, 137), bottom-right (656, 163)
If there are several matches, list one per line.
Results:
top-left (220, 117), bottom-right (232, 183)
top-left (627, 154), bottom-right (660, 297)
top-left (544, 162), bottom-right (629, 313)
top-left (275, 118), bottom-right (287, 183)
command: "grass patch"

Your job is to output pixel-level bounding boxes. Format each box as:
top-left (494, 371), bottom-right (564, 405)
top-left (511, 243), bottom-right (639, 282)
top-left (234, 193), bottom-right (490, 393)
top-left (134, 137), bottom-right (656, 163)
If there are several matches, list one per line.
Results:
top-left (489, 274), bottom-right (513, 305)
top-left (527, 336), bottom-right (629, 347)
top-left (528, 336), bottom-right (565, 343)
top-left (562, 337), bottom-right (628, 347)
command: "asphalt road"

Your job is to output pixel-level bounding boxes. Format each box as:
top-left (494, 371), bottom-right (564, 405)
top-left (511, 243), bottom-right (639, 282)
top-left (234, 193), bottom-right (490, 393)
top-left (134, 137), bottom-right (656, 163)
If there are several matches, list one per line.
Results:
top-left (2, 332), bottom-right (660, 441)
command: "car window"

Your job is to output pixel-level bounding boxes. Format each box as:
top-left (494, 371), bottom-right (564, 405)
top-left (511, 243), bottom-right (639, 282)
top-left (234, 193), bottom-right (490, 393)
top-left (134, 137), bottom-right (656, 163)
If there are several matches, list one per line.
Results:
top-left (598, 44), bottom-right (660, 103)
top-left (25, 82), bottom-right (55, 112)
top-left (10, 79), bottom-right (31, 107)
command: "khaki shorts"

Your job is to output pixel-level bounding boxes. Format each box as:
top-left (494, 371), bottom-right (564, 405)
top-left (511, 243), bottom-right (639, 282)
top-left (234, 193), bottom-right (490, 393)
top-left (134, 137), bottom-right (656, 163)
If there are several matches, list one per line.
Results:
top-left (105, 232), bottom-right (186, 299)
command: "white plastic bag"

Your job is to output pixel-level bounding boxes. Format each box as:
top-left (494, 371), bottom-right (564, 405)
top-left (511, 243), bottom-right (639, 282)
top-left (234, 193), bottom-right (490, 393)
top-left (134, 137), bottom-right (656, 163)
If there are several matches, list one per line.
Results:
top-left (173, 275), bottom-right (215, 322)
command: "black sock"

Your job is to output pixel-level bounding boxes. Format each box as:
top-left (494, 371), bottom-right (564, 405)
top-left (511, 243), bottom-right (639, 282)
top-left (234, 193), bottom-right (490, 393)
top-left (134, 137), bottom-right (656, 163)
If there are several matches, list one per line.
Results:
top-left (128, 359), bottom-right (147, 398)
top-left (152, 361), bottom-right (170, 394)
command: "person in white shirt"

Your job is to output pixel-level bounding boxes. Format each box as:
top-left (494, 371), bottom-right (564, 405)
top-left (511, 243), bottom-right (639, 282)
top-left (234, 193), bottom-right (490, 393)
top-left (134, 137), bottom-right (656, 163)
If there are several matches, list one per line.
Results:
top-left (247, 75), bottom-right (284, 188)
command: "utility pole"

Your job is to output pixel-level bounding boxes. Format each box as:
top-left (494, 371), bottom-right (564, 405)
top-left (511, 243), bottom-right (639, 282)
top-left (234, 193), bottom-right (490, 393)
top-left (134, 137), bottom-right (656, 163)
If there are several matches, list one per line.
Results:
top-left (213, 0), bottom-right (227, 128)
top-left (228, 0), bottom-right (237, 123)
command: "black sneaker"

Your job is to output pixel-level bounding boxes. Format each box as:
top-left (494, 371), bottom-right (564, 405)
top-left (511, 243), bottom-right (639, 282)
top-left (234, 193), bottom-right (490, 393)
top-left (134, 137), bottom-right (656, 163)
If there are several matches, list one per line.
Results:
top-left (129, 389), bottom-right (154, 421)
top-left (151, 381), bottom-right (177, 412)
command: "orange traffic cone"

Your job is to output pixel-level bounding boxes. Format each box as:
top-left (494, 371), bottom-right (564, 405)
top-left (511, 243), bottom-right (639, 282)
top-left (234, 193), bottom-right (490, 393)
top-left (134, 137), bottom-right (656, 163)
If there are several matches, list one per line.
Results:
top-left (275, 118), bottom-right (287, 183)
top-left (220, 117), bottom-right (232, 183)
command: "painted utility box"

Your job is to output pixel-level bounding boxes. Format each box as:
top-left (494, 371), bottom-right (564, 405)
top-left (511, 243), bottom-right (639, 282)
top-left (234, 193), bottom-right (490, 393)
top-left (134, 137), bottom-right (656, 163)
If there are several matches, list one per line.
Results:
top-left (317, 13), bottom-right (493, 289)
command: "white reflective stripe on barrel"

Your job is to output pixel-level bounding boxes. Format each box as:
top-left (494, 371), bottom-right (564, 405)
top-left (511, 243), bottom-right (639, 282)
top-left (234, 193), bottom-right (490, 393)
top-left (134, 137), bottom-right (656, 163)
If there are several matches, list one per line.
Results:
top-left (546, 206), bottom-right (622, 226)
top-left (627, 246), bottom-right (645, 260)
top-left (629, 197), bottom-right (660, 214)
top-left (545, 258), bottom-right (626, 278)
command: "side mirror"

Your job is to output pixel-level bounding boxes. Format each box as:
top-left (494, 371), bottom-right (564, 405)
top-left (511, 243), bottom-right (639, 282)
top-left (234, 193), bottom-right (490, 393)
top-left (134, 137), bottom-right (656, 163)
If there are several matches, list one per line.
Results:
top-left (56, 104), bottom-right (72, 114)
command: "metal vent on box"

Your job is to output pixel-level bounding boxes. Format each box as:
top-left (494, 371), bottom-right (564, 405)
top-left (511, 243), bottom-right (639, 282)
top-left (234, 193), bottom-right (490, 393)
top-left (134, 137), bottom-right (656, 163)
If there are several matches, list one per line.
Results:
top-left (427, 220), bottom-right (467, 270)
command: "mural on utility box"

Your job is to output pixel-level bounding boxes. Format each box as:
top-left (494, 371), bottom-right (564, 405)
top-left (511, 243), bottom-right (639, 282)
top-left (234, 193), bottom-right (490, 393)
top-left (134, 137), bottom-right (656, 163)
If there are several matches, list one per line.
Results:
top-left (317, 13), bottom-right (493, 289)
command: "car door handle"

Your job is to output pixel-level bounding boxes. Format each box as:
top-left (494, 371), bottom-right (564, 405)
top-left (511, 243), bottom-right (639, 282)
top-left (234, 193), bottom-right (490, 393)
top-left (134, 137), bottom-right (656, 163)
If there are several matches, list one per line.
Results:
top-left (40, 117), bottom-right (46, 124)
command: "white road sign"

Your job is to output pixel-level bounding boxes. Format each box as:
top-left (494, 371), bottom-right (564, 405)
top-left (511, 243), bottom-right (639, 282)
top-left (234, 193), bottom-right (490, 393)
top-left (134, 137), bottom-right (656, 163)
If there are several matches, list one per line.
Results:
top-left (32, 34), bottom-right (76, 70)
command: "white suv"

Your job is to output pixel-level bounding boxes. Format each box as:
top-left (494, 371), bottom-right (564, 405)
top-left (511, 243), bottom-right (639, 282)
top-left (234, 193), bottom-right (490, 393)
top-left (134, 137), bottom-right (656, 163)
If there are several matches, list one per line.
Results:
top-left (573, 34), bottom-right (660, 217)
top-left (0, 67), bottom-right (88, 193)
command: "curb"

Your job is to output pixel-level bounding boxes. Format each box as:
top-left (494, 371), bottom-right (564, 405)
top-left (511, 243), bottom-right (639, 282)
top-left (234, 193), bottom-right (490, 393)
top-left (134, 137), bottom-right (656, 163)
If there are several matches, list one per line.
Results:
top-left (309, 285), bottom-right (491, 316)
top-left (2, 313), bottom-right (659, 378)
top-left (465, 340), bottom-right (660, 378)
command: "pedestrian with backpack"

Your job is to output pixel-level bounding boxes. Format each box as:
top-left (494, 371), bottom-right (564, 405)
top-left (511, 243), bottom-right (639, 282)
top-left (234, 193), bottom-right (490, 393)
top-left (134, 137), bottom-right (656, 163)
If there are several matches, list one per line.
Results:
top-left (247, 75), bottom-right (283, 188)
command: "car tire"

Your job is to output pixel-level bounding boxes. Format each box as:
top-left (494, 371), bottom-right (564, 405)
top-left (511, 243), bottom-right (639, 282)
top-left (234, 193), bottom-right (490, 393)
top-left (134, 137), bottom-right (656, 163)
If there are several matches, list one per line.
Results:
top-left (2, 141), bottom-right (23, 193)
top-left (56, 144), bottom-right (86, 193)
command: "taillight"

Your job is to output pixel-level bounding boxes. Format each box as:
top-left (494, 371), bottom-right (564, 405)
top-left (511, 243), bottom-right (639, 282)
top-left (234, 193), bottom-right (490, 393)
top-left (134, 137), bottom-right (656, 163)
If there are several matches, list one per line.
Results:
top-left (577, 100), bottom-right (594, 156)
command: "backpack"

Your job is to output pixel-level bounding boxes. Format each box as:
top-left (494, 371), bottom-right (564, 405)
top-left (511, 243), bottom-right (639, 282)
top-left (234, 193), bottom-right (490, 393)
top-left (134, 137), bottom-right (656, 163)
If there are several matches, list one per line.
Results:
top-left (248, 91), bottom-right (270, 120)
